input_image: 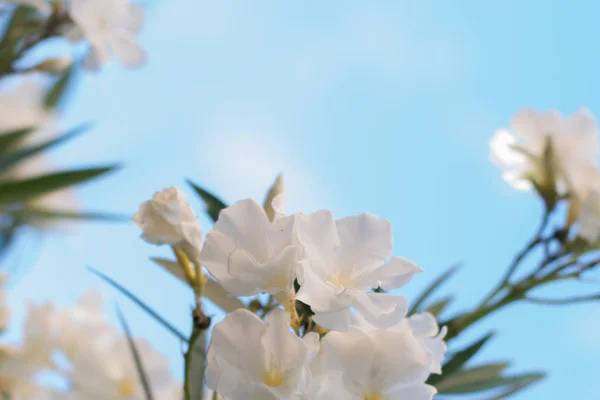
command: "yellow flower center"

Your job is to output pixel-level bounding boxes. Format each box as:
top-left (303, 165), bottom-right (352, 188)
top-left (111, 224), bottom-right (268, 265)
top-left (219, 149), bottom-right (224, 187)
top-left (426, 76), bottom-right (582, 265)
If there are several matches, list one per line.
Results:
top-left (117, 378), bottom-right (136, 397)
top-left (268, 275), bottom-right (290, 290)
top-left (263, 368), bottom-right (285, 387)
top-left (328, 272), bottom-right (353, 288)
top-left (364, 391), bottom-right (383, 400)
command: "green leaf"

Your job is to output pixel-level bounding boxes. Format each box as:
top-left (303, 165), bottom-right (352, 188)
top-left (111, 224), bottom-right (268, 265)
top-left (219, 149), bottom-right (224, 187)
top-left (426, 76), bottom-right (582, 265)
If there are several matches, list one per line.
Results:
top-left (0, 128), bottom-right (33, 153)
top-left (150, 257), bottom-right (246, 313)
top-left (116, 307), bottom-right (155, 400)
top-left (409, 263), bottom-right (461, 315)
top-left (428, 332), bottom-right (495, 386)
top-left (89, 267), bottom-right (187, 342)
top-left (435, 362), bottom-right (510, 393)
top-left (0, 166), bottom-right (119, 204)
top-left (13, 208), bottom-right (128, 222)
top-left (44, 66), bottom-right (76, 109)
top-left (439, 372), bottom-right (544, 395)
top-left (0, 123), bottom-right (91, 171)
top-left (484, 373), bottom-right (545, 399)
top-left (187, 179), bottom-right (227, 223)
top-left (425, 296), bottom-right (453, 317)
top-left (0, 7), bottom-right (38, 73)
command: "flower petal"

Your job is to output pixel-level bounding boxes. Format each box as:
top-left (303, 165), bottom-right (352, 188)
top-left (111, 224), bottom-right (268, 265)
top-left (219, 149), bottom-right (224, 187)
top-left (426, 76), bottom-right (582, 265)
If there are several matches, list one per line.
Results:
top-left (352, 291), bottom-right (408, 329)
top-left (366, 256), bottom-right (422, 291)
top-left (312, 308), bottom-right (352, 332)
top-left (385, 383), bottom-right (436, 400)
top-left (334, 213), bottom-right (392, 276)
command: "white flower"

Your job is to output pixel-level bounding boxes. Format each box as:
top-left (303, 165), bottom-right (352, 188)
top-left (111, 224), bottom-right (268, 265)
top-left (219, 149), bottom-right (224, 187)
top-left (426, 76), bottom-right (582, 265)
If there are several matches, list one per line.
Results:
top-left (490, 107), bottom-right (598, 195)
top-left (317, 326), bottom-right (435, 400)
top-left (351, 312), bottom-right (447, 375)
top-left (66, 0), bottom-right (145, 70)
top-left (68, 336), bottom-right (178, 400)
top-left (0, 303), bottom-right (57, 393)
top-left (295, 211), bottom-right (422, 331)
top-left (134, 187), bottom-right (203, 260)
top-left (54, 291), bottom-right (179, 399)
top-left (198, 197), bottom-right (299, 297)
top-left (205, 308), bottom-right (316, 400)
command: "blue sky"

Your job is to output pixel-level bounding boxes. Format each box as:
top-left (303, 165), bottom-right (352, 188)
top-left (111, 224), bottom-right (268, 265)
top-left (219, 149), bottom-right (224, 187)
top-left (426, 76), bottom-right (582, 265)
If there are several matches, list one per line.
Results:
top-left (5, 1), bottom-right (600, 399)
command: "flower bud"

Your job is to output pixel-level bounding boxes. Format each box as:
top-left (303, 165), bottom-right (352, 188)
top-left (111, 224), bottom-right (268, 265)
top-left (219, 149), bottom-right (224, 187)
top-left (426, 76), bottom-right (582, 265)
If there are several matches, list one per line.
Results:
top-left (133, 187), bottom-right (202, 260)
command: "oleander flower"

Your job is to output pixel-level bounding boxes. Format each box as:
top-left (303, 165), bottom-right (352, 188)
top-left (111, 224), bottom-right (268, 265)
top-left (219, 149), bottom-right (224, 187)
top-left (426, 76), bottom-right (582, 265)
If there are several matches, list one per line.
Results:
top-left (198, 197), bottom-right (299, 297)
top-left (295, 211), bottom-right (422, 331)
top-left (68, 336), bottom-right (178, 400)
top-left (205, 308), bottom-right (316, 400)
top-left (490, 107), bottom-right (598, 194)
top-left (134, 187), bottom-right (203, 260)
top-left (317, 326), bottom-right (435, 400)
top-left (351, 312), bottom-right (447, 375)
top-left (66, 0), bottom-right (145, 70)
top-left (55, 291), bottom-right (179, 399)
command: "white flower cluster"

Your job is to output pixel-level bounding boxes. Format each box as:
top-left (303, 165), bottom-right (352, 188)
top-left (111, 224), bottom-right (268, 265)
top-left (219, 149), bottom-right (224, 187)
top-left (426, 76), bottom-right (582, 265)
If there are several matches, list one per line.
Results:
top-left (135, 185), bottom-right (447, 400)
top-left (0, 287), bottom-right (179, 399)
top-left (490, 108), bottom-right (600, 241)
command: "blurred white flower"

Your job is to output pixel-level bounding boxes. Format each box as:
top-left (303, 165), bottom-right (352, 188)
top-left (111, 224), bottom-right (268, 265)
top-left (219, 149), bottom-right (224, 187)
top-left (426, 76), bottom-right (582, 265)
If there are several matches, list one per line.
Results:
top-left (317, 326), bottom-right (435, 400)
top-left (295, 211), bottom-right (421, 331)
top-left (206, 308), bottom-right (314, 400)
top-left (68, 336), bottom-right (178, 400)
top-left (134, 187), bottom-right (203, 260)
top-left (0, 302), bottom-right (58, 394)
top-left (490, 107), bottom-right (598, 195)
top-left (52, 291), bottom-right (179, 399)
top-left (66, 0), bottom-right (145, 70)
top-left (198, 197), bottom-right (299, 297)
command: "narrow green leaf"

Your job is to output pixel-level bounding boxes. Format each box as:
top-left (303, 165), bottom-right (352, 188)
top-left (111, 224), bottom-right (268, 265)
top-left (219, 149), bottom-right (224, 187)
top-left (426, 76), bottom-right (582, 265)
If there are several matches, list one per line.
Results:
top-left (0, 128), bottom-right (33, 153)
top-left (44, 66), bottom-right (76, 109)
top-left (116, 307), bottom-right (155, 400)
top-left (425, 296), bottom-right (453, 317)
top-left (150, 257), bottom-right (246, 313)
top-left (428, 332), bottom-right (495, 386)
top-left (409, 263), bottom-right (461, 315)
top-left (186, 179), bottom-right (227, 222)
top-left (0, 123), bottom-right (91, 171)
top-left (435, 362), bottom-right (510, 393)
top-left (89, 267), bottom-right (187, 342)
top-left (13, 208), bottom-right (128, 222)
top-left (0, 7), bottom-right (38, 73)
top-left (0, 166), bottom-right (119, 204)
top-left (483, 373), bottom-right (545, 399)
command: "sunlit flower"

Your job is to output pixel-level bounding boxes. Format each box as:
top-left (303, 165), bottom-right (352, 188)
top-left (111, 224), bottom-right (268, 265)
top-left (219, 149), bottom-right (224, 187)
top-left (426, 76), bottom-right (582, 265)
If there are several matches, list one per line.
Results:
top-left (490, 107), bottom-right (598, 195)
top-left (198, 197), bottom-right (299, 297)
top-left (295, 211), bottom-right (422, 331)
top-left (205, 308), bottom-right (315, 400)
top-left (317, 326), bottom-right (435, 400)
top-left (134, 187), bottom-right (203, 260)
top-left (66, 0), bottom-right (145, 70)
top-left (351, 312), bottom-right (447, 375)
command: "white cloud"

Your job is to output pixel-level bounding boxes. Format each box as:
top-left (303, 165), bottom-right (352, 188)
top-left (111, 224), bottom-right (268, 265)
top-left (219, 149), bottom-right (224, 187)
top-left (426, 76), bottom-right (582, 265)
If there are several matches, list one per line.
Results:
top-left (195, 105), bottom-right (335, 215)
